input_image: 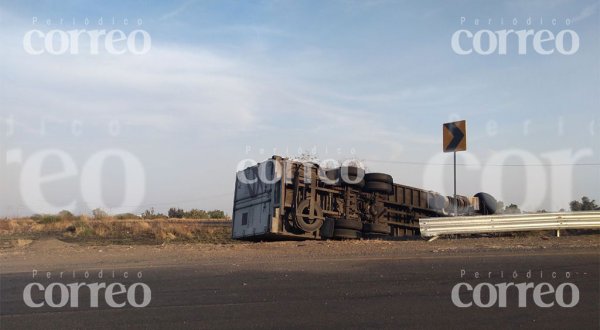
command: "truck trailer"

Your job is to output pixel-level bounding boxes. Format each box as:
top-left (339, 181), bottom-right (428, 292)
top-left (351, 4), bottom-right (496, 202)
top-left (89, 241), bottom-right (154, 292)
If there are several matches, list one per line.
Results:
top-left (232, 156), bottom-right (497, 240)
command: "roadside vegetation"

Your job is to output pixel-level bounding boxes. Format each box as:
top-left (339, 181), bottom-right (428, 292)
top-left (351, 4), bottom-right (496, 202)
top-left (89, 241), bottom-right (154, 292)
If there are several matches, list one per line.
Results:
top-left (569, 196), bottom-right (600, 212)
top-left (495, 196), bottom-right (598, 214)
top-left (0, 208), bottom-right (232, 245)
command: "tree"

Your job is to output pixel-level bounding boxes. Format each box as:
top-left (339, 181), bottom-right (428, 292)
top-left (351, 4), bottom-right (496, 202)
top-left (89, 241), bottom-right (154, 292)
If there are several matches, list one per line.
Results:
top-left (570, 196), bottom-right (599, 211)
top-left (168, 207), bottom-right (185, 218)
top-left (58, 210), bottom-right (75, 220)
top-left (570, 200), bottom-right (581, 211)
top-left (92, 208), bottom-right (108, 220)
top-left (207, 210), bottom-right (226, 219)
top-left (142, 208), bottom-right (156, 219)
top-left (142, 208), bottom-right (167, 220)
top-left (186, 209), bottom-right (208, 219)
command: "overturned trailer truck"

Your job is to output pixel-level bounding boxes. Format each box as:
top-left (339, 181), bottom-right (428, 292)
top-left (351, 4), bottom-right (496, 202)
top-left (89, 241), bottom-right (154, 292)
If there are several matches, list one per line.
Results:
top-left (232, 156), bottom-right (497, 240)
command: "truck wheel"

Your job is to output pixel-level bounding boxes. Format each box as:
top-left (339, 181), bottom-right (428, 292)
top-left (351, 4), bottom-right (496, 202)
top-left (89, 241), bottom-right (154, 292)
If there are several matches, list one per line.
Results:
top-left (364, 173), bottom-right (393, 184)
top-left (333, 228), bottom-right (362, 239)
top-left (334, 218), bottom-right (363, 231)
top-left (363, 181), bottom-right (393, 194)
top-left (340, 166), bottom-right (364, 176)
top-left (325, 169), bottom-right (339, 183)
top-left (339, 166), bottom-right (365, 187)
top-left (349, 179), bottom-right (365, 189)
top-left (294, 199), bottom-right (324, 232)
top-left (474, 192), bottom-right (497, 215)
top-left (363, 222), bottom-right (390, 234)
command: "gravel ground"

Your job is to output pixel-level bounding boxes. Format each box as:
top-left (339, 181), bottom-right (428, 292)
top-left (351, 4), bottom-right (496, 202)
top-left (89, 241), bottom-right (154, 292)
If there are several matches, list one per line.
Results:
top-left (1, 234), bottom-right (598, 273)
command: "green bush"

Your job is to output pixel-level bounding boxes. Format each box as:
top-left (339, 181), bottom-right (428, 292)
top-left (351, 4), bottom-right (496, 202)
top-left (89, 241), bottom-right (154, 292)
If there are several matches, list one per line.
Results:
top-left (185, 209), bottom-right (208, 219)
top-left (73, 220), bottom-right (94, 237)
top-left (114, 213), bottom-right (140, 220)
top-left (168, 208), bottom-right (185, 218)
top-left (31, 214), bottom-right (61, 224)
top-left (207, 210), bottom-right (226, 219)
top-left (167, 208), bottom-right (227, 219)
top-left (58, 210), bottom-right (75, 221)
top-left (141, 208), bottom-right (167, 220)
top-left (570, 196), bottom-right (600, 211)
top-left (92, 208), bottom-right (108, 220)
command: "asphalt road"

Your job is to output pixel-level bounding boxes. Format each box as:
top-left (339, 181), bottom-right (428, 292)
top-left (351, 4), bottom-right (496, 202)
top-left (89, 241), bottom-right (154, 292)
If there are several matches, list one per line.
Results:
top-left (1, 250), bottom-right (598, 329)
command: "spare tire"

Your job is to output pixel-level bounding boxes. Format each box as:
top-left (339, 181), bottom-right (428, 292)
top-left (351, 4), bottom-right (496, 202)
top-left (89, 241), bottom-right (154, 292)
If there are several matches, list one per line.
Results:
top-left (333, 228), bottom-right (362, 239)
top-left (364, 181), bottom-right (393, 194)
top-left (335, 218), bottom-right (363, 231)
top-left (363, 222), bottom-right (390, 234)
top-left (474, 192), bottom-right (497, 215)
top-left (294, 199), bottom-right (324, 232)
top-left (364, 173), bottom-right (393, 184)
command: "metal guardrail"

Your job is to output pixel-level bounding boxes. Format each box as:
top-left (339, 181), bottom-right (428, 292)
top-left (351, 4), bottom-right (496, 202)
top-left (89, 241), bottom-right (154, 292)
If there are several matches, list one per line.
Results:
top-left (419, 212), bottom-right (600, 238)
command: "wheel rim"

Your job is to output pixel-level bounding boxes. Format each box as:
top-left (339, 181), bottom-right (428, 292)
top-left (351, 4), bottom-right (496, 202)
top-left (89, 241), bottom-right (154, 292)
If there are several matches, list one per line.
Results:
top-left (294, 199), bottom-right (324, 232)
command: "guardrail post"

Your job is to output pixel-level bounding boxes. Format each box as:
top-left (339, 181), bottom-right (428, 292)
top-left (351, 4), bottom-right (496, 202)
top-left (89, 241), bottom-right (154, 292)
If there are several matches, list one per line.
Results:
top-left (556, 229), bottom-right (560, 237)
top-left (427, 236), bottom-right (440, 242)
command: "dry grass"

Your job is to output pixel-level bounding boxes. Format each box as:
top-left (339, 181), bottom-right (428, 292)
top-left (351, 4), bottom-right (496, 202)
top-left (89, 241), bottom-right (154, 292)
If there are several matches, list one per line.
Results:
top-left (0, 216), bottom-right (233, 244)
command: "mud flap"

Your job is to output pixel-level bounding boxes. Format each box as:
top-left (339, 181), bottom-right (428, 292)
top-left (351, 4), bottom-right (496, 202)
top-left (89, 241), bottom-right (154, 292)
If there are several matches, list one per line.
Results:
top-left (320, 218), bottom-right (335, 239)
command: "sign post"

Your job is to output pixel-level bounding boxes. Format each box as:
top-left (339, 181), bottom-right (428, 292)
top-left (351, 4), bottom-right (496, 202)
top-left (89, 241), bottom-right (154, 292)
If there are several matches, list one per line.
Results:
top-left (454, 151), bottom-right (456, 215)
top-left (443, 120), bottom-right (467, 215)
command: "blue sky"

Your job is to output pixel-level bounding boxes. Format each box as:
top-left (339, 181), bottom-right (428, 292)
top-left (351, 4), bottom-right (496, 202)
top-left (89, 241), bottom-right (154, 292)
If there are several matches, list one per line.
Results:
top-left (1, 0), bottom-right (598, 215)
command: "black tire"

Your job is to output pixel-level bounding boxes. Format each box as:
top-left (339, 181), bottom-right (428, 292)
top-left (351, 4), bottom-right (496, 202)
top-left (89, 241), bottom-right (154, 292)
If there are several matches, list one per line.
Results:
top-left (340, 166), bottom-right (364, 176)
top-left (334, 218), bottom-right (363, 231)
top-left (349, 179), bottom-right (365, 189)
top-left (339, 166), bottom-right (365, 187)
top-left (363, 222), bottom-right (390, 234)
top-left (363, 181), bottom-right (393, 194)
top-left (364, 173), bottom-right (393, 184)
top-left (321, 169), bottom-right (341, 186)
top-left (475, 192), bottom-right (497, 215)
top-left (333, 228), bottom-right (362, 239)
top-left (325, 169), bottom-right (338, 181)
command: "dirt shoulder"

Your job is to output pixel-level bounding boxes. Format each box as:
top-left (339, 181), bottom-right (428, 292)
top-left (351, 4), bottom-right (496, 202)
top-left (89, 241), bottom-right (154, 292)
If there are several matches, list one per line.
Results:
top-left (1, 234), bottom-right (598, 274)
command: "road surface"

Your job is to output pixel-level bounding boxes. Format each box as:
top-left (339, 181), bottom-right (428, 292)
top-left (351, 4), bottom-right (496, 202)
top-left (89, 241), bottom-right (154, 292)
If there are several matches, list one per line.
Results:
top-left (0, 237), bottom-right (597, 329)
